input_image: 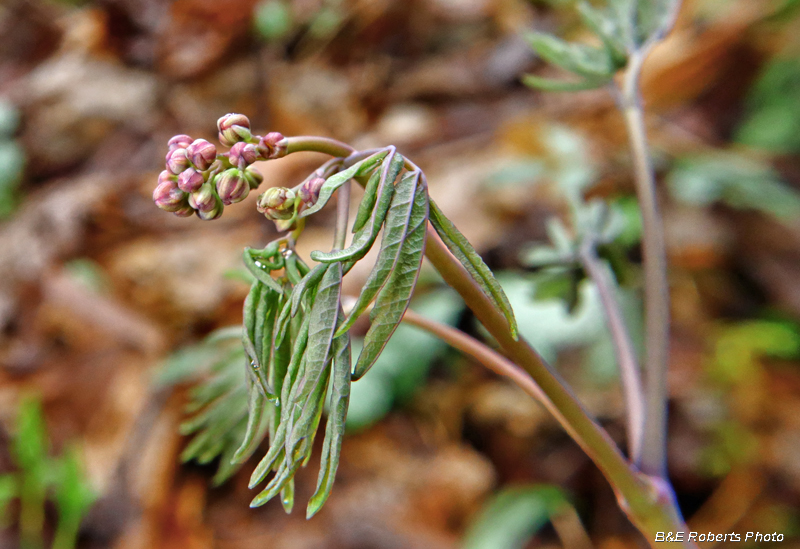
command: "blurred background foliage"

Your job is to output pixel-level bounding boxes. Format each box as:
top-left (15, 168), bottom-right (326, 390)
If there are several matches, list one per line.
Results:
top-left (1, 0), bottom-right (800, 547)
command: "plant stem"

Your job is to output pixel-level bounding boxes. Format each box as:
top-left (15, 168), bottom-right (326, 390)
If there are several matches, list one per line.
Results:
top-left (334, 181), bottom-right (351, 250)
top-left (619, 53), bottom-right (670, 478)
top-left (401, 309), bottom-right (549, 405)
top-left (578, 239), bottom-right (644, 465)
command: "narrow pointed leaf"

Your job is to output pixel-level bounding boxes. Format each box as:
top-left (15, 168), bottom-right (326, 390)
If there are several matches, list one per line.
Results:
top-left (352, 179), bottom-right (428, 380)
top-left (429, 199), bottom-right (518, 339)
top-left (232, 379), bottom-right (267, 463)
top-left (336, 170), bottom-right (419, 337)
top-left (300, 150), bottom-right (389, 217)
top-left (285, 263), bottom-right (342, 456)
top-left (307, 311), bottom-right (352, 518)
top-left (280, 478), bottom-right (295, 514)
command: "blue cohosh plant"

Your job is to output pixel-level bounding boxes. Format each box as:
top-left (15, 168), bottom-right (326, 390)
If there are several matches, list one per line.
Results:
top-left (154, 0), bottom-right (699, 545)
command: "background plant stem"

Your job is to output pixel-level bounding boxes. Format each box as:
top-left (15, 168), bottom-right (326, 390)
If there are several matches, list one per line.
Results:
top-left (579, 240), bottom-right (644, 465)
top-left (619, 54), bottom-right (670, 478)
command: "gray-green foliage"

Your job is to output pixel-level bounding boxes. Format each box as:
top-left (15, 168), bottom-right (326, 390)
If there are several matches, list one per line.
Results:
top-left (667, 152), bottom-right (800, 222)
top-left (167, 148), bottom-right (515, 518)
top-left (523, 0), bottom-right (680, 91)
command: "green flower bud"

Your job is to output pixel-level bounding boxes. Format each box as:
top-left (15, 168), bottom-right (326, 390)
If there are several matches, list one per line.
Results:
top-left (244, 166), bottom-right (264, 190)
top-left (256, 187), bottom-right (295, 220)
top-left (197, 201), bottom-right (224, 220)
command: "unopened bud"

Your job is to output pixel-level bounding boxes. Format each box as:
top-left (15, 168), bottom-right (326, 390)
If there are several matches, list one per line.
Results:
top-left (257, 187), bottom-right (296, 220)
top-left (158, 169), bottom-right (176, 185)
top-left (186, 139), bottom-right (217, 170)
top-left (177, 167), bottom-right (204, 193)
top-left (217, 113), bottom-right (252, 147)
top-left (298, 177), bottom-right (325, 206)
top-left (256, 132), bottom-right (287, 159)
top-left (188, 183), bottom-right (218, 212)
top-left (173, 204), bottom-right (195, 217)
top-left (168, 134), bottom-right (193, 152)
top-left (244, 166), bottom-right (264, 190)
top-left (229, 142), bottom-right (259, 169)
top-left (215, 168), bottom-right (249, 205)
top-left (166, 148), bottom-right (190, 175)
top-left (153, 180), bottom-right (187, 212)
top-left (197, 201), bottom-right (224, 220)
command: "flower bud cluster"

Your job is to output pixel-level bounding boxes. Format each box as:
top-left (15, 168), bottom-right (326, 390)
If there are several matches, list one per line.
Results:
top-left (154, 113), bottom-right (288, 220)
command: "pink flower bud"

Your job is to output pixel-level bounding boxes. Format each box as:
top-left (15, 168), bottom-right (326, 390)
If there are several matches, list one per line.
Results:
top-left (298, 177), bottom-right (325, 206)
top-left (168, 134), bottom-right (193, 152)
top-left (229, 142), bottom-right (259, 169)
top-left (197, 201), bottom-right (224, 220)
top-left (153, 180), bottom-right (187, 212)
top-left (158, 169), bottom-right (176, 185)
top-left (244, 167), bottom-right (264, 190)
top-left (217, 113), bottom-right (252, 147)
top-left (257, 187), bottom-right (295, 220)
top-left (188, 184), bottom-right (218, 212)
top-left (173, 204), bottom-right (195, 217)
top-left (256, 132), bottom-right (287, 159)
top-left (166, 148), bottom-right (190, 175)
top-left (215, 169), bottom-right (249, 205)
top-left (177, 168), bottom-right (204, 192)
top-left (186, 139), bottom-right (217, 170)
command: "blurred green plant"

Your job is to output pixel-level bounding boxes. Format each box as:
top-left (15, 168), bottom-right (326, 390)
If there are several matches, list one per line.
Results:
top-left (0, 395), bottom-right (96, 549)
top-left (463, 485), bottom-right (582, 549)
top-left (668, 153), bottom-right (800, 222)
top-left (0, 100), bottom-right (25, 220)
top-left (735, 56), bottom-right (800, 154)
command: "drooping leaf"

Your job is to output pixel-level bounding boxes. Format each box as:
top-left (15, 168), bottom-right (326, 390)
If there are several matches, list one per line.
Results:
top-left (336, 170), bottom-right (419, 337)
top-left (428, 199), bottom-right (518, 339)
top-left (249, 315), bottom-right (311, 488)
top-left (526, 32), bottom-right (615, 79)
top-left (522, 74), bottom-right (608, 92)
top-left (311, 152), bottom-right (403, 263)
top-left (578, 1), bottom-right (628, 65)
top-left (307, 309), bottom-right (352, 518)
top-left (232, 382), bottom-right (268, 463)
top-left (284, 263), bottom-right (342, 460)
top-left (300, 150), bottom-right (389, 217)
top-left (352, 179), bottom-right (428, 380)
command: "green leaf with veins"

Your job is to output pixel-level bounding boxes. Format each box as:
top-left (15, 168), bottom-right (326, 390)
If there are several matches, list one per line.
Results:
top-left (353, 178), bottom-right (428, 380)
top-left (307, 308), bottom-right (351, 518)
top-left (336, 170), bottom-right (419, 337)
top-left (526, 33), bottom-right (616, 79)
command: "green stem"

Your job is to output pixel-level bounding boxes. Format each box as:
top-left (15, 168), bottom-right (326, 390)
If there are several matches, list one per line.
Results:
top-left (619, 52), bottom-right (670, 479)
